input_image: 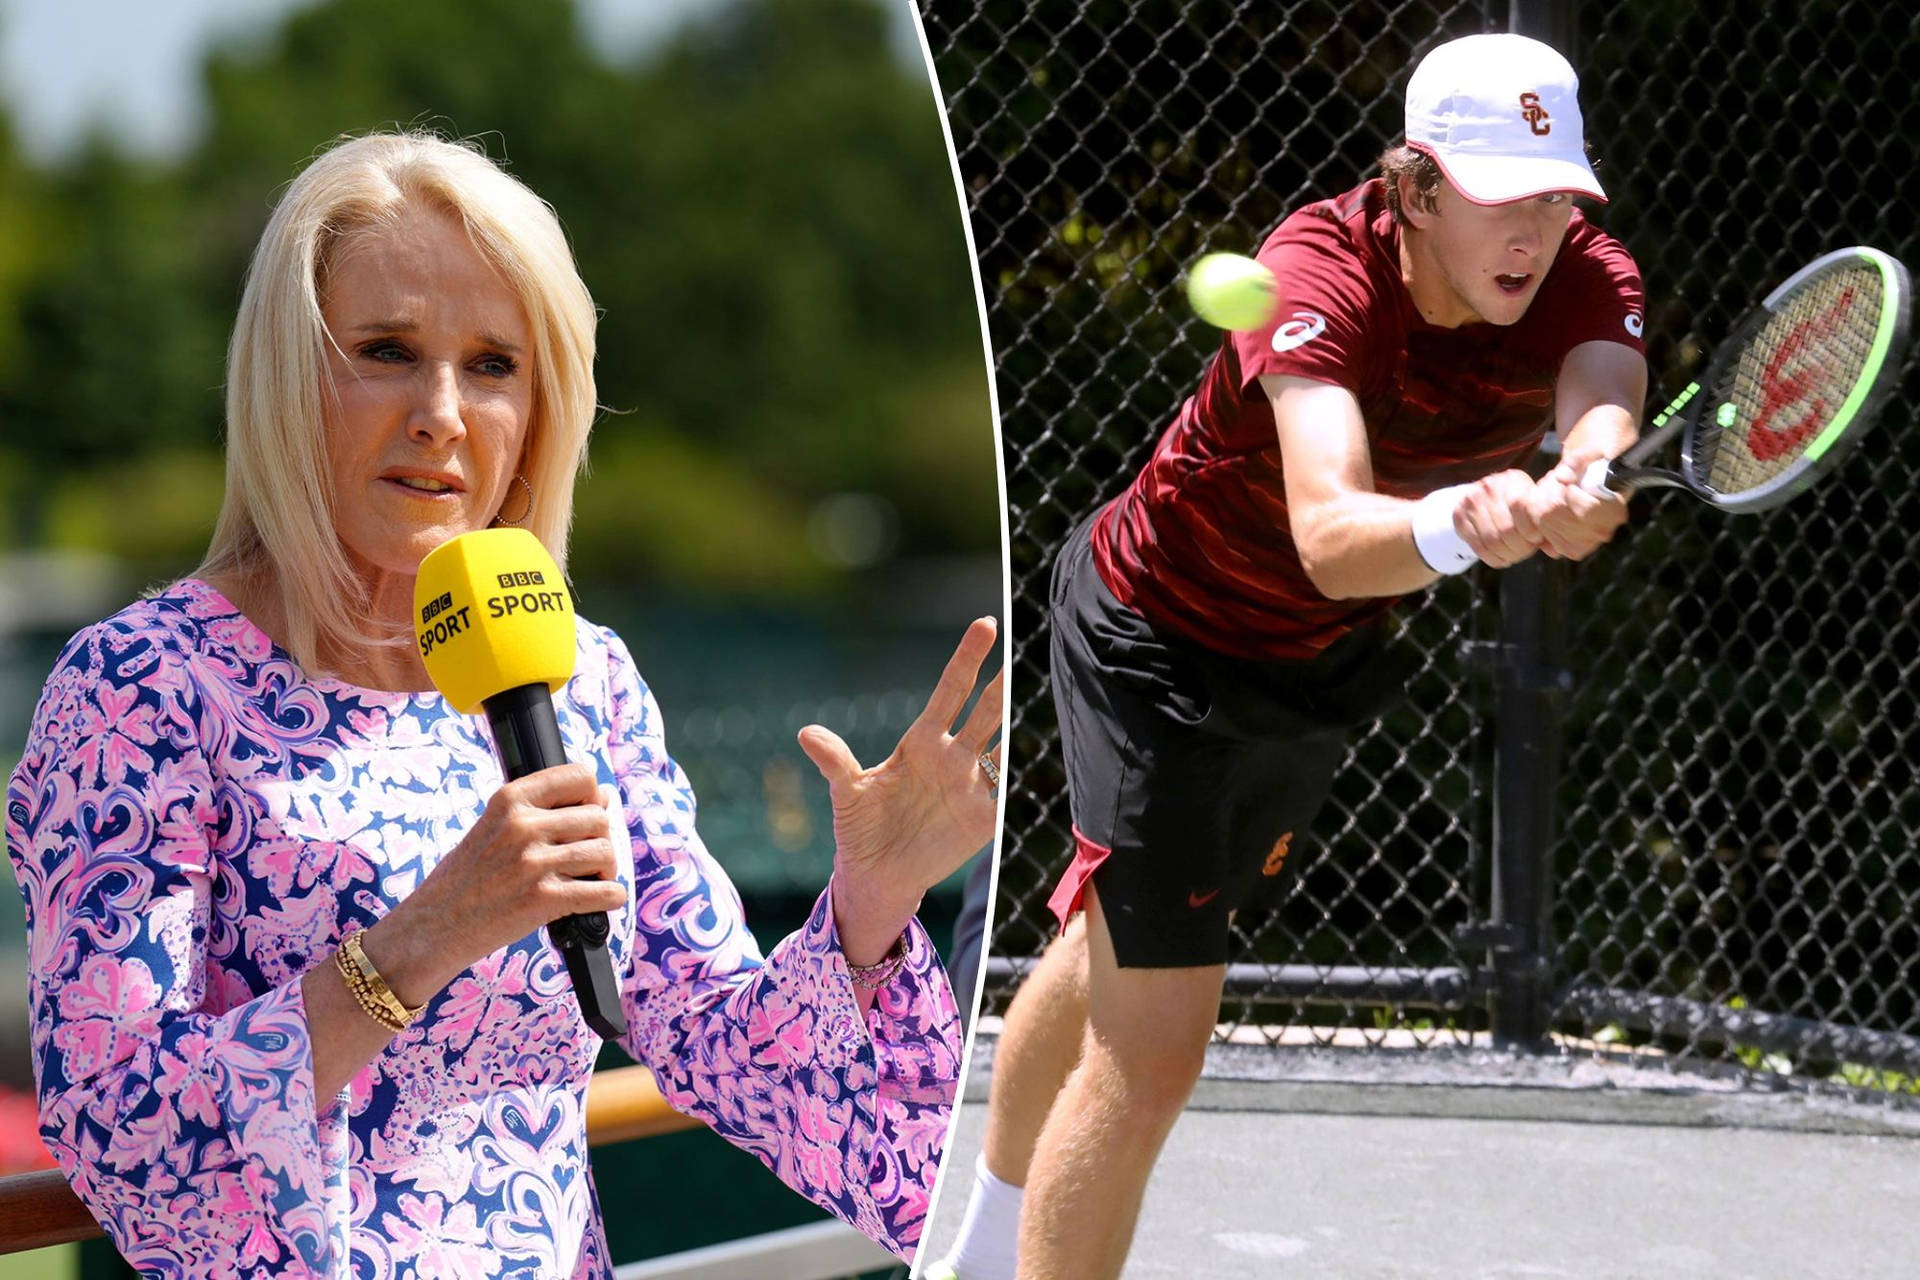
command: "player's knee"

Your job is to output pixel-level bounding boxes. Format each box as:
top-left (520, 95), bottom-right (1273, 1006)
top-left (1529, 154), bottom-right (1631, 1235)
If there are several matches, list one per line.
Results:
top-left (1082, 1022), bottom-right (1208, 1115)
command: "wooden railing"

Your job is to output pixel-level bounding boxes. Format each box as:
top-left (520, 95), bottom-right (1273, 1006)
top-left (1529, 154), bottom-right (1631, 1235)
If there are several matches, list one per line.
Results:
top-left (0, 1064), bottom-right (699, 1256)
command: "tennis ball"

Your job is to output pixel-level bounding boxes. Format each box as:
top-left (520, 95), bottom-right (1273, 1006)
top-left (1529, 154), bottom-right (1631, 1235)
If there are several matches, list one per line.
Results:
top-left (1185, 252), bottom-right (1278, 330)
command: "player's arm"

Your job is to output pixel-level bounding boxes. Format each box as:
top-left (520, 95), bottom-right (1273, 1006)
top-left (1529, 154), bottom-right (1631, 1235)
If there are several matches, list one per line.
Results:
top-left (1263, 373), bottom-right (1541, 600)
top-left (1525, 339), bottom-right (1648, 559)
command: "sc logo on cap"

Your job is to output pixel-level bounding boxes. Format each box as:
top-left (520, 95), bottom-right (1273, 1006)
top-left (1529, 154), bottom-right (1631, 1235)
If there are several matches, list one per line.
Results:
top-left (1518, 91), bottom-right (1552, 136)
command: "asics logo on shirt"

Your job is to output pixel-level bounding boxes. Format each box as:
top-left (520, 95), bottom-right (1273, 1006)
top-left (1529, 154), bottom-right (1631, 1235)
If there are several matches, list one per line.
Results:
top-left (1271, 311), bottom-right (1327, 352)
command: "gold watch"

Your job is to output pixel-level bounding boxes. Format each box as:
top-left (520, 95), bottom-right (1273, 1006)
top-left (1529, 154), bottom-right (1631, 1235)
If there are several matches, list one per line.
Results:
top-left (335, 928), bottom-right (427, 1032)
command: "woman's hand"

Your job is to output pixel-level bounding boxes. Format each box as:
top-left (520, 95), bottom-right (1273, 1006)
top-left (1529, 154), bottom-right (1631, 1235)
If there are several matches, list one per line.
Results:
top-left (799, 617), bottom-right (1003, 968)
top-left (360, 764), bottom-right (627, 1007)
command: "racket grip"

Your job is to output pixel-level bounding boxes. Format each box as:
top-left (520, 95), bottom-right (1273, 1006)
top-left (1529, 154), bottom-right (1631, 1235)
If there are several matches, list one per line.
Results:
top-left (1580, 458), bottom-right (1621, 499)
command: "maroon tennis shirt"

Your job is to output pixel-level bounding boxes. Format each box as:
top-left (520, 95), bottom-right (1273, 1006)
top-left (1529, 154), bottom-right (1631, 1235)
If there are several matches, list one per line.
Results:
top-left (1092, 178), bottom-right (1646, 662)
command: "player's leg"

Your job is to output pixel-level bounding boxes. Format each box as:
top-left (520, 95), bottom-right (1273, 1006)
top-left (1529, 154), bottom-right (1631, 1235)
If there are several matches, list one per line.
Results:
top-left (933, 913), bottom-right (1089, 1280)
top-left (947, 846), bottom-right (999, 1031)
top-left (937, 506), bottom-right (1235, 1280)
top-left (982, 910), bottom-right (1090, 1182)
top-left (1005, 651), bottom-right (1370, 1278)
top-left (998, 509), bottom-right (1224, 1278)
top-left (1017, 885), bottom-right (1224, 1280)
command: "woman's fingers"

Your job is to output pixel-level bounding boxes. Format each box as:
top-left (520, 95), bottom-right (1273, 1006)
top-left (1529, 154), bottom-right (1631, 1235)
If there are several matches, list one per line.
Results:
top-left (955, 664), bottom-right (1005, 753)
top-left (797, 724), bottom-right (863, 788)
top-left (411, 766), bottom-right (632, 968)
top-left (503, 771), bottom-right (615, 839)
top-left (552, 875), bottom-right (629, 918)
top-left (524, 800), bottom-right (613, 845)
top-left (540, 832), bottom-right (625, 920)
top-left (541, 835), bottom-right (619, 877)
top-left (915, 616), bottom-right (1000, 735)
top-left (511, 762), bottom-right (602, 808)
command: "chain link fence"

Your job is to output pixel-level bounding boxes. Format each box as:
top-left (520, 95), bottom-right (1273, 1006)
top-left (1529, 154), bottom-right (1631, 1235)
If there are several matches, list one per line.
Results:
top-left (924, 0), bottom-right (1920, 1095)
top-left (1552, 0), bottom-right (1920, 1092)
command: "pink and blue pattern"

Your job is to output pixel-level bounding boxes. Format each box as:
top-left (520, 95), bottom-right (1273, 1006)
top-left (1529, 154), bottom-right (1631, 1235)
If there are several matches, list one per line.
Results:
top-left (5, 579), bottom-right (961, 1278)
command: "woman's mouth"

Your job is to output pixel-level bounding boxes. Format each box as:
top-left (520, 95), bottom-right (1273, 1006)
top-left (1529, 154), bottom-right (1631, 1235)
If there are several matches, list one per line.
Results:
top-left (1495, 272), bottom-right (1533, 295)
top-left (385, 476), bottom-right (459, 497)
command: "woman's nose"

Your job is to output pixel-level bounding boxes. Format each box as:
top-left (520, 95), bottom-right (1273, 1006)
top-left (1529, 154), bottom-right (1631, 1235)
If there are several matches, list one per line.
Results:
top-left (409, 363), bottom-right (466, 445)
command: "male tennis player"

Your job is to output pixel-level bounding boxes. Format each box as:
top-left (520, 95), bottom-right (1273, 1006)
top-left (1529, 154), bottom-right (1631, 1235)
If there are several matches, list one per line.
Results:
top-left (931, 33), bottom-right (1646, 1280)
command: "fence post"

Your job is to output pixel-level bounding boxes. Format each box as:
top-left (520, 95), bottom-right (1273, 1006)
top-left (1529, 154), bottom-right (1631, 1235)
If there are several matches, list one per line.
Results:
top-left (1472, 0), bottom-right (1581, 1052)
top-left (1480, 530), bottom-right (1572, 1049)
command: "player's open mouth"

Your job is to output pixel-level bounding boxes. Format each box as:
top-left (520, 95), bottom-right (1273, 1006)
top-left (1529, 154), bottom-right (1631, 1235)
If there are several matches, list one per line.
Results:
top-left (1495, 272), bottom-right (1532, 295)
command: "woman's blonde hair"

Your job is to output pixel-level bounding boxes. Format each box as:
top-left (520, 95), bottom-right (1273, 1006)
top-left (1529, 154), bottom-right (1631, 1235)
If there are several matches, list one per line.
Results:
top-left (196, 131), bottom-right (597, 673)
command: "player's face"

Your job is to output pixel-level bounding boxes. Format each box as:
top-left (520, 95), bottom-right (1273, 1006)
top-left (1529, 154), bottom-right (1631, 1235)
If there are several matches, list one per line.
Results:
top-left (320, 208), bottom-right (535, 585)
top-left (1419, 180), bottom-right (1576, 327)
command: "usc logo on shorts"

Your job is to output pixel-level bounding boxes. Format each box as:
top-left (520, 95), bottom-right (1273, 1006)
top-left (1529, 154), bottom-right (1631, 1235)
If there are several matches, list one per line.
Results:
top-left (1263, 832), bottom-right (1294, 877)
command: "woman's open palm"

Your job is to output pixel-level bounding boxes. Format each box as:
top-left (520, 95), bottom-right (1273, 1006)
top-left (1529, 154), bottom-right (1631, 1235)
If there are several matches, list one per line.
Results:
top-left (798, 617), bottom-right (1003, 905)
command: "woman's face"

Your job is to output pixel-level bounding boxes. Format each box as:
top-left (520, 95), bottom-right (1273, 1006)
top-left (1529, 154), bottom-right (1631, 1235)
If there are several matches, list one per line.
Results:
top-left (321, 208), bottom-right (535, 585)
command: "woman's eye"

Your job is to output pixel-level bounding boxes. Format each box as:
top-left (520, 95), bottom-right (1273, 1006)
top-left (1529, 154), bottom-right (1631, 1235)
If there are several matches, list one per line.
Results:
top-left (475, 354), bottom-right (520, 378)
top-left (360, 340), bottom-right (409, 362)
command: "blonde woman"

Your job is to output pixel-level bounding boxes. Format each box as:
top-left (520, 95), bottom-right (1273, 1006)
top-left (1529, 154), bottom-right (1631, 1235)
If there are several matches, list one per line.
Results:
top-left (6, 132), bottom-right (1001, 1278)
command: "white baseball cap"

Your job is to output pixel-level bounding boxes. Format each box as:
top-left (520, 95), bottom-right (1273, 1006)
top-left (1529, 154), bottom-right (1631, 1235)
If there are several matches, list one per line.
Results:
top-left (1404, 33), bottom-right (1606, 205)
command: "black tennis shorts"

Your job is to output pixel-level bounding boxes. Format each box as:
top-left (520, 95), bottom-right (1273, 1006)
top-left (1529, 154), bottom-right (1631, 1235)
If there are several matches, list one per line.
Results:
top-left (1046, 511), bottom-right (1415, 968)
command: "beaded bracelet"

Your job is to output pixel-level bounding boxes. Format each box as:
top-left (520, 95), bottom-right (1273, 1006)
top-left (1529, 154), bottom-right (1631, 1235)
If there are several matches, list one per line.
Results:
top-left (847, 934), bottom-right (909, 990)
top-left (335, 929), bottom-right (426, 1032)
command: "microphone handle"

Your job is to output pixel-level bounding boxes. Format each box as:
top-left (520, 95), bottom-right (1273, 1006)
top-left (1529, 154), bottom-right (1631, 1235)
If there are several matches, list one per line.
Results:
top-left (485, 683), bottom-right (627, 1041)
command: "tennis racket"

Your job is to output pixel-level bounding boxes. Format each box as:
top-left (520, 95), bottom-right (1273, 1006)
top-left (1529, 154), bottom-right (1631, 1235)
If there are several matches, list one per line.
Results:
top-left (1582, 245), bottom-right (1912, 512)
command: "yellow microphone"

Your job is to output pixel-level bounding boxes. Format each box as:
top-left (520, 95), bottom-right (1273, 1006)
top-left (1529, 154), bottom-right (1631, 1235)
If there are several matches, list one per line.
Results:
top-left (415, 528), bottom-right (626, 1040)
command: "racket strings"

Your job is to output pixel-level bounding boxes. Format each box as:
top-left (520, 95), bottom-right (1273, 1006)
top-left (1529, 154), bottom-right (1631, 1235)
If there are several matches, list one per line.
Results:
top-left (1693, 264), bottom-right (1884, 497)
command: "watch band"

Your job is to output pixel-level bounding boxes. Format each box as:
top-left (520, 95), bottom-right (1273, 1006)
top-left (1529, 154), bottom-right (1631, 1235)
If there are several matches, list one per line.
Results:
top-left (336, 928), bottom-right (426, 1032)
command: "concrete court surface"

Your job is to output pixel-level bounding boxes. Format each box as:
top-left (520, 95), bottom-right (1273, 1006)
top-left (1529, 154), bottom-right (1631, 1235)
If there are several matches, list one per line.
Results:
top-left (922, 1036), bottom-right (1920, 1280)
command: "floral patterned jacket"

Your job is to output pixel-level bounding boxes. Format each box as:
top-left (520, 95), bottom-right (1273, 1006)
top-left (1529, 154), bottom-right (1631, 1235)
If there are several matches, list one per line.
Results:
top-left (4, 580), bottom-right (960, 1278)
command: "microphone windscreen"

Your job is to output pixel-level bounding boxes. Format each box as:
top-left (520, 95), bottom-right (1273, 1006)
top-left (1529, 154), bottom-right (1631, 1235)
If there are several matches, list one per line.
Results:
top-left (414, 528), bottom-right (576, 714)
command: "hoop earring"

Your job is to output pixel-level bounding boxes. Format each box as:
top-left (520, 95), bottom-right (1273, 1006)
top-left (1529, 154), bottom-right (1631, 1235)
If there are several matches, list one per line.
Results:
top-left (491, 474), bottom-right (534, 528)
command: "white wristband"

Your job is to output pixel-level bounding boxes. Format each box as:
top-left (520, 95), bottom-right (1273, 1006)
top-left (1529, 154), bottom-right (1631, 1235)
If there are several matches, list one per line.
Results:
top-left (1410, 484), bottom-right (1479, 575)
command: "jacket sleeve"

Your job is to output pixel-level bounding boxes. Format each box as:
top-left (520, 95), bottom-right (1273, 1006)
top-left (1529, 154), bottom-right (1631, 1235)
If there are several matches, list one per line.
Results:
top-left (4, 619), bottom-right (350, 1278)
top-left (598, 631), bottom-right (962, 1261)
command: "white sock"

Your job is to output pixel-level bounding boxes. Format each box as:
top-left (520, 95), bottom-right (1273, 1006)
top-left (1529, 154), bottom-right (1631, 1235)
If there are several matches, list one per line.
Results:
top-left (938, 1153), bottom-right (1023, 1280)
